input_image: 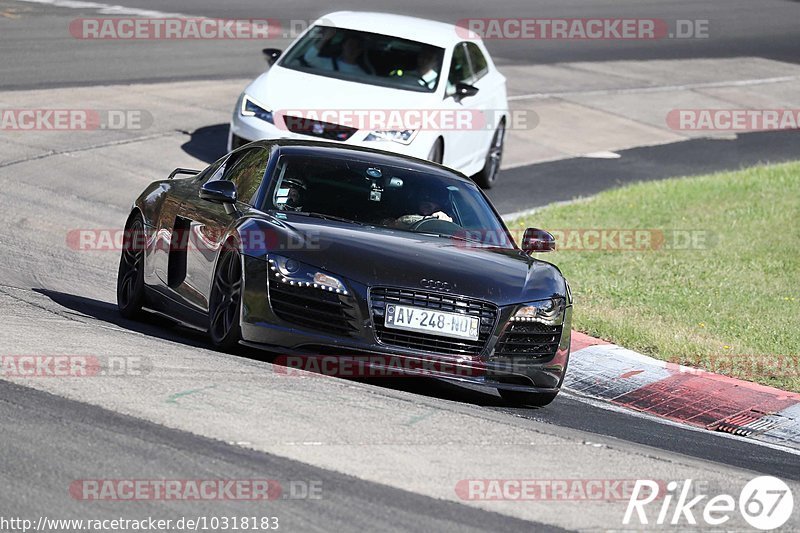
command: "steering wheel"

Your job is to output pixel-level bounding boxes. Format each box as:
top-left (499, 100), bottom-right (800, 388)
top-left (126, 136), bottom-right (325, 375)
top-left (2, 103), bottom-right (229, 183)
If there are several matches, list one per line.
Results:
top-left (415, 75), bottom-right (434, 89)
top-left (388, 70), bottom-right (429, 88)
top-left (409, 217), bottom-right (462, 234)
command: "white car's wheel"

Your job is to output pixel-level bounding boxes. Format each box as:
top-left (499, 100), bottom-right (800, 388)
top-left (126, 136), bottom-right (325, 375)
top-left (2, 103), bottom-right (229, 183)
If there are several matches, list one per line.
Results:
top-left (427, 138), bottom-right (443, 164)
top-left (474, 122), bottom-right (505, 189)
top-left (229, 131), bottom-right (249, 151)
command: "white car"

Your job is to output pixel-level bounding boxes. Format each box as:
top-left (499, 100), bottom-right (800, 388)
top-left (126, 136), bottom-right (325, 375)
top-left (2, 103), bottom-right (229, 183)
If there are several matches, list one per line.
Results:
top-left (228, 11), bottom-right (509, 188)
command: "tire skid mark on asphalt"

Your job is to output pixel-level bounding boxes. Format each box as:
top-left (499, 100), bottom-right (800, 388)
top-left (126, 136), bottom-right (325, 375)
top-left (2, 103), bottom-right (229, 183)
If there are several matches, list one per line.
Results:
top-left (0, 130), bottom-right (179, 170)
top-left (403, 409), bottom-right (436, 427)
top-left (0, 284), bottom-right (90, 325)
top-left (166, 384), bottom-right (217, 405)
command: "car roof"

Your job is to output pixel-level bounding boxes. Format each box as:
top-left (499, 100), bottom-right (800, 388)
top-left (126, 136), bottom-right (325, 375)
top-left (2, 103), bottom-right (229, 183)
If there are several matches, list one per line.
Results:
top-left (314, 11), bottom-right (473, 49)
top-left (244, 139), bottom-right (472, 183)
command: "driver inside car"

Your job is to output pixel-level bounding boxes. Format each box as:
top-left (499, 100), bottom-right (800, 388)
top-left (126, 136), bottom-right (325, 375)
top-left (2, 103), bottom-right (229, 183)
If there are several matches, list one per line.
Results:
top-left (302, 28), bottom-right (372, 76)
top-left (394, 190), bottom-right (453, 227)
top-left (280, 177), bottom-right (307, 211)
top-left (389, 48), bottom-right (439, 89)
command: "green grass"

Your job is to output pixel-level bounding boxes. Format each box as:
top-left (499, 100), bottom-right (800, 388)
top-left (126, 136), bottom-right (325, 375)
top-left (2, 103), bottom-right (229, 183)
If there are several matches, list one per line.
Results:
top-left (512, 162), bottom-right (800, 392)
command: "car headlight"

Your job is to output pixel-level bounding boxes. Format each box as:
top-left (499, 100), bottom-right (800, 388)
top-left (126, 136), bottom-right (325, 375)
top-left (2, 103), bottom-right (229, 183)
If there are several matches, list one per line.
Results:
top-left (268, 255), bottom-right (348, 295)
top-left (363, 129), bottom-right (417, 145)
top-left (511, 298), bottom-right (566, 325)
top-left (240, 94), bottom-right (274, 124)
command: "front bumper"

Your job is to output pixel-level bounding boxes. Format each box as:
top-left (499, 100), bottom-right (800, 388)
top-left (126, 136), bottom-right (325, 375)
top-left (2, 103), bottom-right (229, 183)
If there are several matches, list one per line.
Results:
top-left (241, 255), bottom-right (571, 393)
top-left (229, 114), bottom-right (436, 161)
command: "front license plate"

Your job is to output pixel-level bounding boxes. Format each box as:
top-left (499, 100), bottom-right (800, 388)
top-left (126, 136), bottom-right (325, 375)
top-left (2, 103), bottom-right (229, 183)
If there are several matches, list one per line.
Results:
top-left (384, 304), bottom-right (480, 341)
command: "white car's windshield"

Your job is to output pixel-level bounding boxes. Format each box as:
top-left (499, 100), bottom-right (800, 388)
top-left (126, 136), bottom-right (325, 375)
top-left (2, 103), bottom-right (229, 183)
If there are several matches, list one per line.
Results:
top-left (279, 25), bottom-right (445, 93)
top-left (265, 153), bottom-right (514, 248)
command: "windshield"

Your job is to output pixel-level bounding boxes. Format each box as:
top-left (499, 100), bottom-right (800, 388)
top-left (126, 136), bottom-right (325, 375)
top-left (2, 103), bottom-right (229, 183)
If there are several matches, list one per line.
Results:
top-left (264, 153), bottom-right (514, 248)
top-left (279, 25), bottom-right (445, 93)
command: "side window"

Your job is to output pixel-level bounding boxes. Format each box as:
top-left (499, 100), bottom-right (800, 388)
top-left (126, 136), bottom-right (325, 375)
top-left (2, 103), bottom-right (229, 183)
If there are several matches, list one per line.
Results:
top-left (196, 157), bottom-right (227, 183)
top-left (203, 148), bottom-right (253, 184)
top-left (223, 148), bottom-right (269, 205)
top-left (465, 42), bottom-right (488, 80)
top-left (446, 43), bottom-right (472, 96)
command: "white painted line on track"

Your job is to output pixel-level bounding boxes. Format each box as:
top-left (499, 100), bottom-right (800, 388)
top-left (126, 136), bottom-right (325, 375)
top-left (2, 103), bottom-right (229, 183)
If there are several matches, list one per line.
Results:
top-left (501, 197), bottom-right (590, 222)
top-left (583, 151), bottom-right (621, 159)
top-left (508, 74), bottom-right (800, 101)
top-left (500, 156), bottom-right (568, 170)
top-left (15, 0), bottom-right (195, 18)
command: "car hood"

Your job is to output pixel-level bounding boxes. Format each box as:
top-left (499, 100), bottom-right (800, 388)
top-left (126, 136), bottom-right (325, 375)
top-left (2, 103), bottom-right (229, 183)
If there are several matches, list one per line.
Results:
top-left (245, 65), bottom-right (439, 116)
top-left (248, 214), bottom-right (567, 306)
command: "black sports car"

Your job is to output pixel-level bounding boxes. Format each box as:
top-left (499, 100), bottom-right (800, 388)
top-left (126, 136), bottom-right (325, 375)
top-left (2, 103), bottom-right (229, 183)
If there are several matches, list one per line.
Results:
top-left (117, 140), bottom-right (572, 406)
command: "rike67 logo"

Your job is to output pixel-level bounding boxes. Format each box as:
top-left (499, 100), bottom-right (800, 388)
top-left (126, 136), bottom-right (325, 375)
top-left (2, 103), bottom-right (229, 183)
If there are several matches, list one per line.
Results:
top-left (624, 477), bottom-right (794, 530)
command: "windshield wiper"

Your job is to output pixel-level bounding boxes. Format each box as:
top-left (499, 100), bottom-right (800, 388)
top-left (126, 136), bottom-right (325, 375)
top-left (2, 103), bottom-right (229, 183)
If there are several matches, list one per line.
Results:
top-left (415, 231), bottom-right (512, 248)
top-left (293, 211), bottom-right (367, 226)
top-left (414, 232), bottom-right (483, 244)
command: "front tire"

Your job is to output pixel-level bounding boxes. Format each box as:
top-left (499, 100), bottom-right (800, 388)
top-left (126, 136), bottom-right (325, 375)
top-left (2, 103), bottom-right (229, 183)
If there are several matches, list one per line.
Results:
top-left (427, 138), bottom-right (443, 164)
top-left (228, 130), bottom-right (249, 152)
top-left (474, 122), bottom-right (505, 189)
top-left (208, 246), bottom-right (243, 351)
top-left (499, 389), bottom-right (558, 408)
top-left (117, 215), bottom-right (147, 319)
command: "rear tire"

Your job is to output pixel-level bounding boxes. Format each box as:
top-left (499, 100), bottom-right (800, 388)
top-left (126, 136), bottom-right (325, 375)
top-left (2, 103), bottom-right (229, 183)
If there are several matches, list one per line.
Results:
top-left (474, 122), bottom-right (505, 189)
top-left (499, 389), bottom-right (558, 408)
top-left (208, 246), bottom-right (243, 351)
top-left (117, 215), bottom-right (147, 319)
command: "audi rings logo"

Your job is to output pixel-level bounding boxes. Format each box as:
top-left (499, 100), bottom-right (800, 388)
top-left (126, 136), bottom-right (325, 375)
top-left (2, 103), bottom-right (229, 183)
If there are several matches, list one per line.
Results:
top-left (421, 279), bottom-right (452, 292)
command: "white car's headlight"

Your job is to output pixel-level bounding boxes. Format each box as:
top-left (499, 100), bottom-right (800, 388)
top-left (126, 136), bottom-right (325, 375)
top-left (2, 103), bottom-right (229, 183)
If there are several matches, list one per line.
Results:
top-left (511, 298), bottom-right (566, 325)
top-left (363, 129), bottom-right (418, 145)
top-left (268, 255), bottom-right (348, 295)
top-left (240, 94), bottom-right (274, 124)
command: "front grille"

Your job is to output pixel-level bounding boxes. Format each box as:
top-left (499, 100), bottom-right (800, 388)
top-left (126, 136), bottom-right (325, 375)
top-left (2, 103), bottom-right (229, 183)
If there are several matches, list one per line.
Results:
top-left (282, 115), bottom-right (357, 141)
top-left (268, 270), bottom-right (358, 336)
top-left (494, 322), bottom-right (562, 359)
top-left (370, 287), bottom-right (498, 356)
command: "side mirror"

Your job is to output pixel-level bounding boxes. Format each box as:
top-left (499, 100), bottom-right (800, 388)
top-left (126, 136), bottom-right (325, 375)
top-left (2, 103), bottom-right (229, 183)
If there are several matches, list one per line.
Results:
top-left (262, 48), bottom-right (282, 65)
top-left (521, 228), bottom-right (556, 254)
top-left (454, 82), bottom-right (479, 102)
top-left (200, 180), bottom-right (237, 204)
